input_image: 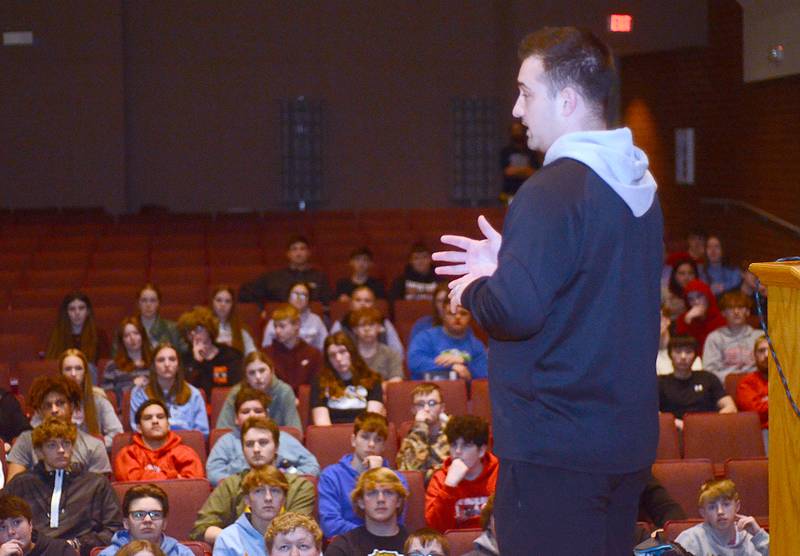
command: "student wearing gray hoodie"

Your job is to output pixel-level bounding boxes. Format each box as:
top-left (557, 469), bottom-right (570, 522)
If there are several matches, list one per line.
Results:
top-left (435, 26), bottom-right (663, 556)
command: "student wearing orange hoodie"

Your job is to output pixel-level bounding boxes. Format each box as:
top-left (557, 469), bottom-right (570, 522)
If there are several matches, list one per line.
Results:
top-left (425, 415), bottom-right (498, 532)
top-left (114, 399), bottom-right (205, 481)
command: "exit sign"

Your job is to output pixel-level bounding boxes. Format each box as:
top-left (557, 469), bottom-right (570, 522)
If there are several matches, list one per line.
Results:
top-left (609, 14), bottom-right (633, 32)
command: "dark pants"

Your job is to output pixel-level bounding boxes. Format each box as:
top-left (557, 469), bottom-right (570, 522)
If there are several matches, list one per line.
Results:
top-left (494, 459), bottom-right (649, 556)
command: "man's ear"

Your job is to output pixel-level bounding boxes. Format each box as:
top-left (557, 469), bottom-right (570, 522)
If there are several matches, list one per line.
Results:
top-left (351, 433), bottom-right (357, 450)
top-left (698, 506), bottom-right (707, 521)
top-left (559, 86), bottom-right (579, 117)
top-left (356, 498), bottom-right (366, 511)
top-left (33, 447), bottom-right (43, 462)
top-left (123, 517), bottom-right (131, 531)
top-left (478, 445), bottom-right (487, 459)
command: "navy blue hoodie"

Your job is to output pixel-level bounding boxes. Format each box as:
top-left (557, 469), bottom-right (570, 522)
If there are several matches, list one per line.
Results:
top-left (462, 128), bottom-right (663, 474)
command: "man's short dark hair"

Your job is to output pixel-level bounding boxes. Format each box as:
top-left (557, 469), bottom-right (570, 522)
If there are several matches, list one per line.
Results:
top-left (409, 242), bottom-right (431, 256)
top-left (241, 416), bottom-right (280, 451)
top-left (286, 234), bottom-right (310, 249)
top-left (518, 27), bottom-right (615, 120)
top-left (668, 335), bottom-right (698, 355)
top-left (444, 415), bottom-right (490, 447)
top-left (134, 399), bottom-right (170, 425)
top-left (349, 246), bottom-right (373, 260)
top-left (122, 484), bottom-right (170, 517)
top-left (0, 494), bottom-right (32, 522)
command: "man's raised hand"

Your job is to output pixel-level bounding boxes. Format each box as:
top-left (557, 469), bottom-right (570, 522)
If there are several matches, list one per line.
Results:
top-left (433, 215), bottom-right (501, 310)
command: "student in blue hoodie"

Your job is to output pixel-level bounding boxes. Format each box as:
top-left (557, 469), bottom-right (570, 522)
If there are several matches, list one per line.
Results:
top-left (317, 412), bottom-right (409, 539)
top-left (407, 305), bottom-right (487, 381)
top-left (206, 387), bottom-right (319, 485)
top-left (434, 27), bottom-right (663, 555)
top-left (213, 467), bottom-right (289, 556)
top-left (99, 484), bottom-right (193, 556)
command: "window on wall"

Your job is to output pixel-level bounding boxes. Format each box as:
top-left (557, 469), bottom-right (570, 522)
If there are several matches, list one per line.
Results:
top-left (281, 97), bottom-right (325, 209)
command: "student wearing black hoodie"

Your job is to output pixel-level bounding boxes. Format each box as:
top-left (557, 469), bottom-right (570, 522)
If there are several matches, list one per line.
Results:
top-left (390, 243), bottom-right (440, 302)
top-left (435, 27), bottom-right (663, 556)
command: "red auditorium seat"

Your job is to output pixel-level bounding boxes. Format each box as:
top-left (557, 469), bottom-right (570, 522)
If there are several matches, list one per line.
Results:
top-left (0, 334), bottom-right (43, 366)
top-left (208, 265), bottom-right (265, 288)
top-left (92, 306), bottom-right (128, 336)
top-left (9, 288), bottom-right (70, 310)
top-left (94, 236), bottom-right (150, 253)
top-left (209, 387), bottom-right (232, 427)
top-left (305, 423), bottom-right (397, 469)
top-left (724, 372), bottom-right (749, 399)
top-left (85, 269), bottom-right (148, 289)
top-left (25, 269), bottom-right (86, 290)
top-left (13, 359), bottom-right (60, 401)
top-left (297, 384), bottom-right (310, 431)
top-left (111, 479), bottom-right (212, 540)
top-left (209, 427), bottom-right (231, 452)
top-left (444, 528), bottom-right (483, 555)
top-left (392, 299), bottom-right (430, 330)
top-left (470, 379), bottom-right (492, 422)
top-left (651, 459), bottom-right (714, 517)
top-left (150, 249), bottom-right (207, 268)
top-left (683, 412), bottom-right (765, 475)
top-left (657, 412), bottom-right (681, 460)
top-left (83, 286), bottom-right (139, 308)
top-left (385, 380), bottom-right (468, 429)
top-left (29, 250), bottom-right (91, 271)
top-left (724, 457), bottom-right (768, 518)
top-left (208, 247), bottom-right (262, 267)
top-left (0, 362), bottom-right (9, 389)
top-left (398, 470), bottom-right (426, 533)
top-left (149, 267), bottom-right (208, 289)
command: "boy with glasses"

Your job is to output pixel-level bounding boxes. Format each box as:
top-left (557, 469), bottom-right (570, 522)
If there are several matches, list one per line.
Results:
top-left (398, 383), bottom-right (450, 484)
top-left (425, 415), bottom-right (497, 532)
top-left (99, 484), bottom-right (192, 556)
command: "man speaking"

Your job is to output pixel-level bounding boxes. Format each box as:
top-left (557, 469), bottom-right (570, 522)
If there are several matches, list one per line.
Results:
top-left (434, 27), bottom-right (663, 555)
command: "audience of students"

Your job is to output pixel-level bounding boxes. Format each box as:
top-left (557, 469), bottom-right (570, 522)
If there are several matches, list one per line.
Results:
top-left (46, 292), bottom-right (110, 369)
top-left (425, 415), bottom-right (497, 532)
top-left (658, 335), bottom-right (736, 430)
top-left (213, 467), bottom-right (288, 556)
top-left (325, 467), bottom-right (409, 555)
top-left (334, 246), bottom-right (387, 302)
top-left (99, 484), bottom-right (193, 556)
top-left (408, 306), bottom-right (487, 381)
top-left (261, 304), bottom-right (323, 395)
top-left (206, 389), bottom-right (318, 485)
top-left (240, 235), bottom-right (332, 304)
top-left (215, 350), bottom-right (302, 430)
top-left (262, 282), bottom-right (328, 352)
top-left (397, 382), bottom-right (450, 484)
top-left (317, 412), bottom-right (409, 539)
top-left (114, 399), bottom-right (206, 481)
top-left (191, 417), bottom-right (315, 545)
top-left (129, 343), bottom-right (209, 438)
top-left (177, 306), bottom-right (243, 398)
top-left (675, 479), bottom-right (768, 555)
top-left (4, 419), bottom-right (123, 556)
top-left (103, 317), bottom-right (153, 401)
top-left (310, 333), bottom-right (384, 425)
top-left (209, 285), bottom-right (257, 357)
top-left (7, 375), bottom-right (111, 482)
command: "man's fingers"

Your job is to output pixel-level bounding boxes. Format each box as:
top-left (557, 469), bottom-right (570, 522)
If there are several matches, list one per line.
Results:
top-left (435, 263), bottom-right (468, 276)
top-left (439, 234), bottom-right (475, 250)
top-left (432, 250), bottom-right (467, 263)
top-left (477, 215), bottom-right (501, 243)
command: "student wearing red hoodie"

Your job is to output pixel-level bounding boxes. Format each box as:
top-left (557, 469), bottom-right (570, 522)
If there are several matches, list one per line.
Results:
top-left (425, 415), bottom-right (498, 532)
top-left (675, 279), bottom-right (727, 355)
top-left (114, 399), bottom-right (205, 481)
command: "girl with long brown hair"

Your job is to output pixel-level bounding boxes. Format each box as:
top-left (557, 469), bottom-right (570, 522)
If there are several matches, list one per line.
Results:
top-left (103, 316), bottom-right (154, 401)
top-left (31, 349), bottom-right (123, 449)
top-left (209, 284), bottom-right (256, 356)
top-left (128, 343), bottom-right (209, 437)
top-left (310, 331), bottom-right (384, 425)
top-left (45, 291), bottom-right (110, 364)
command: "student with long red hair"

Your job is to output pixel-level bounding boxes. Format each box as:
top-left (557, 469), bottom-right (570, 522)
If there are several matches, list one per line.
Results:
top-left (103, 316), bottom-right (154, 401)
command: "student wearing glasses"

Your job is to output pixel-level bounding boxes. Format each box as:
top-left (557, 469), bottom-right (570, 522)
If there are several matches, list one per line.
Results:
top-left (397, 383), bottom-right (450, 484)
top-left (99, 484), bottom-right (193, 556)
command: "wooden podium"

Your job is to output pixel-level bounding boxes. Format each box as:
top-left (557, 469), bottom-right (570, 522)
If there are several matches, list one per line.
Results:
top-left (749, 261), bottom-right (800, 554)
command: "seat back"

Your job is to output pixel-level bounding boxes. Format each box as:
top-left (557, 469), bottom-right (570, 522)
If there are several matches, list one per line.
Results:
top-left (651, 459), bottom-right (714, 517)
top-left (305, 423), bottom-right (397, 469)
top-left (657, 412), bottom-right (681, 460)
top-left (444, 528), bottom-right (483, 556)
top-left (470, 379), bottom-right (491, 421)
top-left (209, 386), bottom-right (232, 428)
top-left (297, 384), bottom-right (311, 431)
top-left (683, 412), bottom-right (765, 471)
top-left (111, 478), bottom-right (212, 540)
top-left (663, 519), bottom-right (704, 542)
top-left (724, 372), bottom-right (749, 399)
top-left (724, 457), bottom-right (768, 518)
top-left (385, 380), bottom-right (468, 429)
top-left (13, 359), bottom-right (60, 401)
top-left (398, 470), bottom-right (426, 533)
top-left (209, 428), bottom-right (232, 452)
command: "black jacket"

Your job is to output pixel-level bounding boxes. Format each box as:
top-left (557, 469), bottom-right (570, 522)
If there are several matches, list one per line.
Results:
top-left (0, 387), bottom-right (31, 443)
top-left (3, 463), bottom-right (122, 556)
